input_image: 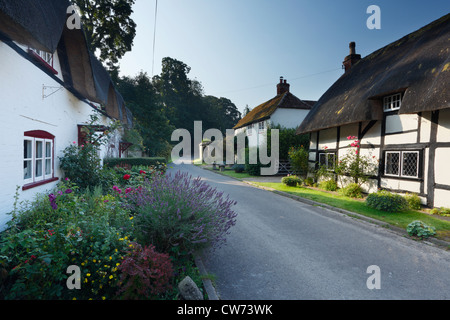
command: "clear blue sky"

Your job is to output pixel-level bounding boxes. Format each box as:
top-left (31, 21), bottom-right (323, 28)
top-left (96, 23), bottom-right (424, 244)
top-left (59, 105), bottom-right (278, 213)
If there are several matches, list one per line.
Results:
top-left (119, 0), bottom-right (450, 114)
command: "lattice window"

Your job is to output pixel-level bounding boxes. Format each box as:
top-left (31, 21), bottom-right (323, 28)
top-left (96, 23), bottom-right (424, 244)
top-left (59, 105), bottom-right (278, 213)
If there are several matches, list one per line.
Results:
top-left (319, 152), bottom-right (336, 171)
top-left (402, 151), bottom-right (419, 178)
top-left (384, 151), bottom-right (419, 178)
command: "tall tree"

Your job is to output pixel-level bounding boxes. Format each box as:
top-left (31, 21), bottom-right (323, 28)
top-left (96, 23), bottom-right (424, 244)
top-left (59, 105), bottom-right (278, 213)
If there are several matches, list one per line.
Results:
top-left (74, 0), bottom-right (137, 70)
top-left (115, 72), bottom-right (174, 157)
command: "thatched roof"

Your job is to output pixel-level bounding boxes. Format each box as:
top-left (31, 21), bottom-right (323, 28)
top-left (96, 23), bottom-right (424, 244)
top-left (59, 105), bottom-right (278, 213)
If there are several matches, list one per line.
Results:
top-left (233, 91), bottom-right (314, 130)
top-left (297, 13), bottom-right (450, 134)
top-left (0, 0), bottom-right (130, 123)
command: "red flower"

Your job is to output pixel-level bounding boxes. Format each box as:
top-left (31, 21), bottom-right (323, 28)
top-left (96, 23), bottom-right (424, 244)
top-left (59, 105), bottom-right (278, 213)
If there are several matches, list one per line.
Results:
top-left (139, 170), bottom-right (146, 175)
top-left (123, 174), bottom-right (131, 180)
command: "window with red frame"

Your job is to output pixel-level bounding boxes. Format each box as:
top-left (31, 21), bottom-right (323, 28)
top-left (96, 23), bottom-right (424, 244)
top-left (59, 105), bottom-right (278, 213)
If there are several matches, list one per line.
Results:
top-left (23, 131), bottom-right (58, 190)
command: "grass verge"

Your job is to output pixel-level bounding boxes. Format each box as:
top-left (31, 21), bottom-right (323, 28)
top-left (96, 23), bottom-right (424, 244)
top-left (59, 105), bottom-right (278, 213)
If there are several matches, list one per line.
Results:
top-left (251, 182), bottom-right (450, 243)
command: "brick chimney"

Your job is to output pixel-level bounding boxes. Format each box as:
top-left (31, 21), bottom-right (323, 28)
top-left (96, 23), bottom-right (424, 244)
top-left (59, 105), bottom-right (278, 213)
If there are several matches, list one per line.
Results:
top-left (277, 77), bottom-right (290, 95)
top-left (343, 42), bottom-right (361, 72)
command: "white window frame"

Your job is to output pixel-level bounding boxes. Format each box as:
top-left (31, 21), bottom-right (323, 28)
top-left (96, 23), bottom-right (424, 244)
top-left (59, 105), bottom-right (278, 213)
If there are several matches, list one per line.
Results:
top-left (383, 93), bottom-right (402, 112)
top-left (23, 138), bottom-right (34, 185)
top-left (258, 121), bottom-right (265, 132)
top-left (384, 150), bottom-right (419, 178)
top-left (23, 134), bottom-right (54, 185)
top-left (29, 47), bottom-right (53, 66)
top-left (247, 124), bottom-right (253, 136)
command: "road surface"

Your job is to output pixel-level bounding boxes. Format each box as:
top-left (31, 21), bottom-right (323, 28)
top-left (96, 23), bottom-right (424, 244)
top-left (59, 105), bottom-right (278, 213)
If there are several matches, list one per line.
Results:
top-left (168, 163), bottom-right (450, 300)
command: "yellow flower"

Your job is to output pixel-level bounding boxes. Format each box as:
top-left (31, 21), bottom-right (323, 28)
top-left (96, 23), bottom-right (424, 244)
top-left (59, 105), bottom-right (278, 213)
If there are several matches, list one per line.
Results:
top-left (93, 259), bottom-right (96, 263)
top-left (129, 216), bottom-right (134, 220)
top-left (109, 275), bottom-right (113, 280)
top-left (102, 297), bottom-right (106, 300)
top-left (87, 273), bottom-right (91, 277)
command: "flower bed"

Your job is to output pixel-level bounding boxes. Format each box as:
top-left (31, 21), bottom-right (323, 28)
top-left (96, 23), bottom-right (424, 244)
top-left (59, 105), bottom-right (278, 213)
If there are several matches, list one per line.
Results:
top-left (0, 166), bottom-right (237, 300)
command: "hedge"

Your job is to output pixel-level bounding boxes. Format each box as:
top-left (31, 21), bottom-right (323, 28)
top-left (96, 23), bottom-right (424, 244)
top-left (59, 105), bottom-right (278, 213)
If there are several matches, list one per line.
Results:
top-left (104, 157), bottom-right (167, 169)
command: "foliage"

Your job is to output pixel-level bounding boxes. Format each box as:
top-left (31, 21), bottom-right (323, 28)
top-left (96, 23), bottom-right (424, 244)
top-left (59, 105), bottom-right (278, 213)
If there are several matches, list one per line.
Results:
top-left (104, 157), bottom-right (167, 169)
top-left (116, 243), bottom-right (173, 300)
top-left (59, 113), bottom-right (121, 190)
top-left (304, 177), bottom-right (315, 187)
top-left (288, 146), bottom-right (309, 179)
top-left (333, 136), bottom-right (378, 187)
top-left (74, 0), bottom-right (137, 70)
top-left (124, 171), bottom-right (238, 255)
top-left (430, 207), bottom-right (450, 217)
top-left (406, 221), bottom-right (436, 239)
top-left (0, 182), bottom-right (133, 300)
top-left (339, 183), bottom-right (363, 198)
top-left (232, 164), bottom-right (245, 173)
top-left (281, 175), bottom-right (301, 187)
top-left (266, 124), bottom-right (310, 160)
top-left (405, 193), bottom-right (422, 210)
top-left (59, 142), bottom-right (101, 190)
top-left (244, 147), bottom-right (265, 176)
top-left (365, 190), bottom-right (409, 212)
top-left (319, 179), bottom-right (338, 192)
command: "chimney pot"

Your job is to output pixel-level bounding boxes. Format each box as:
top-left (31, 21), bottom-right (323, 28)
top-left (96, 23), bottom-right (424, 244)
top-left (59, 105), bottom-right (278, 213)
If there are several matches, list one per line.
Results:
top-left (276, 77), bottom-right (290, 95)
top-left (349, 42), bottom-right (356, 55)
top-left (343, 41), bottom-right (361, 73)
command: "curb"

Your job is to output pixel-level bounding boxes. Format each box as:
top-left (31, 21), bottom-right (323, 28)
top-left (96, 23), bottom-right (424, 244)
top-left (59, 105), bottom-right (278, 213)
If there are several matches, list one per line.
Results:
top-left (193, 252), bottom-right (220, 300)
top-left (243, 180), bottom-right (450, 250)
top-left (197, 165), bottom-right (450, 250)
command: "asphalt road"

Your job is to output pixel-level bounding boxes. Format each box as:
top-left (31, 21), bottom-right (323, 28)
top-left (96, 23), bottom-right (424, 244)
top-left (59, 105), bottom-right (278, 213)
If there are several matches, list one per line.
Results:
top-left (168, 163), bottom-right (450, 300)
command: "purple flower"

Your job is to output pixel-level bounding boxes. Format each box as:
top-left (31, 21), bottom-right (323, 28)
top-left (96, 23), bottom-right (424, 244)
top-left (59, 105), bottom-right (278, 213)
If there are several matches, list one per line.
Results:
top-left (65, 189), bottom-right (72, 194)
top-left (48, 194), bottom-right (58, 210)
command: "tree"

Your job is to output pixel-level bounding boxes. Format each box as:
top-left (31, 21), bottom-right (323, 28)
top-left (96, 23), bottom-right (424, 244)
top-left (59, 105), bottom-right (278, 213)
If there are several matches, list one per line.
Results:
top-left (74, 0), bottom-right (137, 70)
top-left (115, 72), bottom-right (175, 157)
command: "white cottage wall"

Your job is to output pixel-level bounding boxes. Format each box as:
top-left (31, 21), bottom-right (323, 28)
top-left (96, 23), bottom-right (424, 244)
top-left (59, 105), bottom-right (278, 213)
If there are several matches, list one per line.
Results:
top-left (0, 41), bottom-right (116, 230)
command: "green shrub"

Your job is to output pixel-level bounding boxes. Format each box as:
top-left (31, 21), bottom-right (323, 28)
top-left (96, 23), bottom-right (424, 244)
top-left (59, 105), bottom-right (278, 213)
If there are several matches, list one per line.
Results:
top-left (282, 175), bottom-right (301, 187)
top-left (340, 183), bottom-right (363, 198)
top-left (0, 182), bottom-right (134, 300)
top-left (406, 220), bottom-right (436, 239)
top-left (103, 157), bottom-right (167, 171)
top-left (365, 190), bottom-right (409, 212)
top-left (232, 164), bottom-right (245, 173)
top-left (405, 193), bottom-right (422, 210)
top-left (430, 207), bottom-right (450, 217)
top-left (319, 179), bottom-right (338, 191)
top-left (288, 146), bottom-right (309, 179)
top-left (59, 143), bottom-right (102, 190)
top-left (304, 177), bottom-right (314, 187)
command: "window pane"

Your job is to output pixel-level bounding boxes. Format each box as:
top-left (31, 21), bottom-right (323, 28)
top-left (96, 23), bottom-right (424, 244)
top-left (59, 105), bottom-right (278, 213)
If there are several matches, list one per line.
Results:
top-left (402, 152), bottom-right (418, 177)
top-left (385, 152), bottom-right (400, 175)
top-left (45, 159), bottom-right (52, 175)
top-left (24, 140), bottom-right (32, 159)
top-left (319, 153), bottom-right (326, 167)
top-left (24, 160), bottom-right (32, 180)
top-left (328, 154), bottom-right (336, 170)
top-left (36, 159), bottom-right (43, 177)
top-left (46, 142), bottom-right (52, 157)
top-left (36, 141), bottom-right (43, 158)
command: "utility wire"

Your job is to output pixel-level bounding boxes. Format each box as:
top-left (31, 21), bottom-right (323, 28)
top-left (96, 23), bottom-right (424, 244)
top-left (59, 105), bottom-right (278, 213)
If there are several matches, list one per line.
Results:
top-left (152, 0), bottom-right (158, 77)
top-left (216, 67), bottom-right (342, 95)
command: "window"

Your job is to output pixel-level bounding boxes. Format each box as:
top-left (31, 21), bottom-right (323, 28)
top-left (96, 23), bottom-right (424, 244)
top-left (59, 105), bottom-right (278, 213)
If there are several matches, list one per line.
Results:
top-left (319, 152), bottom-right (336, 171)
top-left (383, 93), bottom-right (402, 112)
top-left (23, 131), bottom-right (57, 190)
top-left (258, 121), bottom-right (265, 132)
top-left (247, 124), bottom-right (254, 136)
top-left (384, 151), bottom-right (419, 178)
top-left (29, 47), bottom-right (53, 66)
